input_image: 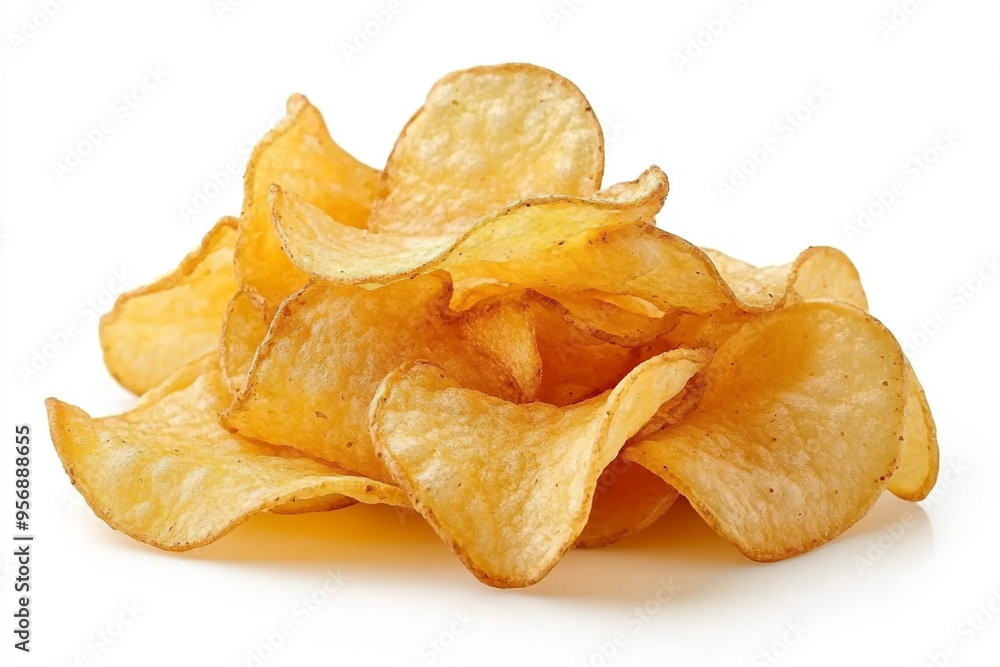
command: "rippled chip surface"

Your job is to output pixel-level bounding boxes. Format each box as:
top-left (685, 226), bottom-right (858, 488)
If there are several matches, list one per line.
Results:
top-left (100, 217), bottom-right (237, 395)
top-left (47, 356), bottom-right (406, 551)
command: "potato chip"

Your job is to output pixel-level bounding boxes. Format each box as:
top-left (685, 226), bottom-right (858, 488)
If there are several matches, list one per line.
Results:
top-left (530, 300), bottom-right (640, 406)
top-left (764, 247), bottom-right (938, 501)
top-left (271, 166), bottom-right (667, 285)
top-left (529, 290), bottom-right (678, 347)
top-left (890, 364), bottom-right (940, 500)
top-left (625, 302), bottom-right (906, 561)
top-left (99, 217), bottom-right (237, 395)
top-left (219, 290), bottom-right (269, 395)
top-left (575, 457), bottom-right (680, 548)
top-left (221, 272), bottom-right (535, 481)
top-left (370, 348), bottom-right (711, 587)
top-left (368, 64), bottom-right (604, 236)
top-left (46, 355), bottom-right (407, 551)
top-left (236, 94), bottom-right (379, 314)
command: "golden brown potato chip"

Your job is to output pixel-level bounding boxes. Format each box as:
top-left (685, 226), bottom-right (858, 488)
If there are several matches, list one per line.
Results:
top-left (449, 225), bottom-right (863, 317)
top-left (776, 247), bottom-right (938, 501)
top-left (370, 348), bottom-right (711, 587)
top-left (530, 300), bottom-right (640, 406)
top-left (236, 94), bottom-right (379, 314)
top-left (575, 457), bottom-right (680, 548)
top-left (625, 301), bottom-right (906, 561)
top-left (46, 355), bottom-right (407, 551)
top-left (529, 290), bottom-right (677, 347)
top-left (219, 290), bottom-right (269, 395)
top-left (100, 217), bottom-right (237, 395)
top-left (221, 272), bottom-right (535, 481)
top-left (368, 63), bottom-right (604, 236)
top-left (890, 364), bottom-right (940, 500)
top-left (271, 166), bottom-right (667, 285)
top-left (701, 247), bottom-right (757, 275)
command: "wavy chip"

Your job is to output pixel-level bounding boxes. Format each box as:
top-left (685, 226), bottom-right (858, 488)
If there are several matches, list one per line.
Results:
top-left (46, 355), bottom-right (407, 551)
top-left (625, 302), bottom-right (906, 561)
top-left (370, 349), bottom-right (711, 587)
top-left (576, 457), bottom-right (680, 549)
top-left (221, 272), bottom-right (536, 481)
top-left (100, 217), bottom-right (237, 395)
top-left (368, 63), bottom-right (604, 236)
top-left (272, 166), bottom-right (667, 285)
top-left (220, 290), bottom-right (269, 395)
top-left (236, 94), bottom-right (379, 313)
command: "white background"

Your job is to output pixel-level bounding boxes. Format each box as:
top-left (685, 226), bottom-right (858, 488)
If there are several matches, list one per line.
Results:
top-left (2, 1), bottom-right (999, 665)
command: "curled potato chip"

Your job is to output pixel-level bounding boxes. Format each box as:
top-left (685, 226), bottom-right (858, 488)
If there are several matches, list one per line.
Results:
top-left (764, 247), bottom-right (938, 501)
top-left (46, 355), bottom-right (407, 551)
top-left (530, 300), bottom-right (640, 406)
top-left (575, 457), bottom-right (680, 549)
top-left (221, 272), bottom-right (535, 481)
top-left (529, 290), bottom-right (677, 347)
top-left (890, 364), bottom-right (939, 500)
top-left (625, 302), bottom-right (906, 561)
top-left (236, 94), bottom-right (379, 314)
top-left (100, 217), bottom-right (237, 395)
top-left (271, 166), bottom-right (667, 285)
top-left (219, 290), bottom-right (269, 395)
top-left (368, 63), bottom-right (604, 235)
top-left (370, 348), bottom-right (711, 587)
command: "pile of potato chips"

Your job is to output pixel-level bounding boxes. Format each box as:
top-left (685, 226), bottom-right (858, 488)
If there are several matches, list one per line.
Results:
top-left (47, 64), bottom-right (938, 588)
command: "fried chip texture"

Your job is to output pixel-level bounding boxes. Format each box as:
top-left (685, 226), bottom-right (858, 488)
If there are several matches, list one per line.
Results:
top-left (99, 217), bottom-right (238, 395)
top-left (575, 457), bottom-right (680, 549)
top-left (271, 166), bottom-right (667, 285)
top-left (221, 273), bottom-right (533, 482)
top-left (370, 349), bottom-right (711, 587)
top-left (625, 302), bottom-right (906, 561)
top-left (46, 356), bottom-right (407, 551)
top-left (236, 94), bottom-right (379, 313)
top-left (889, 364), bottom-right (940, 500)
top-left (368, 64), bottom-right (604, 235)
top-left (220, 290), bottom-right (269, 395)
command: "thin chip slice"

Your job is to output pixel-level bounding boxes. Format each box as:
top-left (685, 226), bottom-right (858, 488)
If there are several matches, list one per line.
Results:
top-left (625, 302), bottom-right (906, 561)
top-left (575, 457), bottom-right (680, 548)
top-left (220, 290), bottom-right (269, 395)
top-left (530, 290), bottom-right (678, 347)
top-left (46, 355), bottom-right (407, 551)
top-left (221, 272), bottom-right (534, 482)
top-left (449, 226), bottom-right (868, 316)
top-left (370, 348), bottom-right (711, 587)
top-left (530, 300), bottom-right (640, 406)
top-left (889, 364), bottom-right (940, 500)
top-left (100, 217), bottom-right (237, 395)
top-left (236, 94), bottom-right (379, 314)
top-left (368, 63), bottom-right (604, 235)
top-left (271, 166), bottom-right (667, 285)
